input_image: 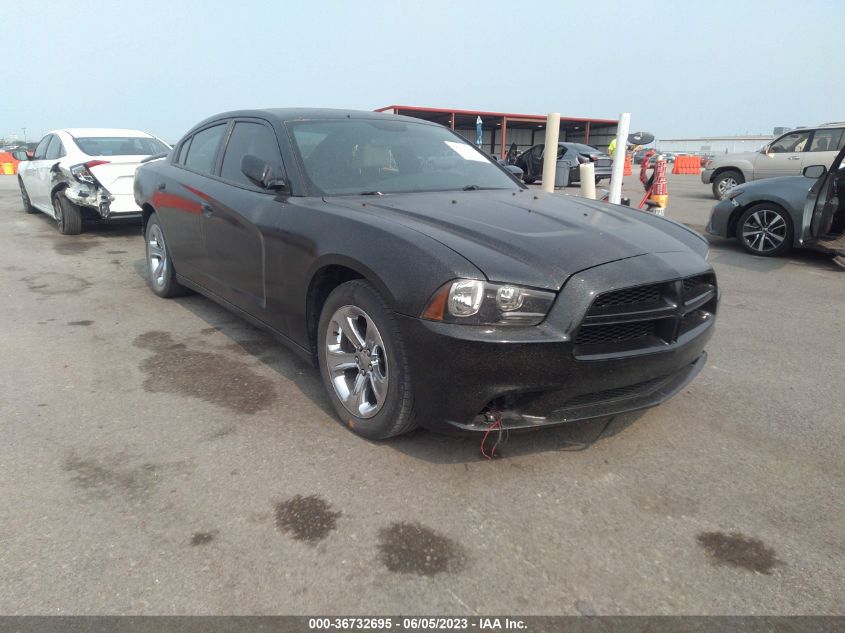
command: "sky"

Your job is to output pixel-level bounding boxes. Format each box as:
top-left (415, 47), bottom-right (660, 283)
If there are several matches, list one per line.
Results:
top-left (3, 0), bottom-right (843, 144)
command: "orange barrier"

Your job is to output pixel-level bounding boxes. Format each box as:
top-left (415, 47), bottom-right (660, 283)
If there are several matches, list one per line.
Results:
top-left (0, 152), bottom-right (19, 175)
top-left (623, 154), bottom-right (632, 176)
top-left (672, 155), bottom-right (702, 175)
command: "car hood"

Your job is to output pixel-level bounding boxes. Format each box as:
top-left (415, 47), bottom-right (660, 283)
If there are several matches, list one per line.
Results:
top-left (330, 190), bottom-right (708, 290)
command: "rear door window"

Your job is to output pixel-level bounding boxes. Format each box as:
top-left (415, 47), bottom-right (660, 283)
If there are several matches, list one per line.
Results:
top-left (183, 124), bottom-right (227, 175)
top-left (808, 129), bottom-right (844, 152)
top-left (220, 121), bottom-right (284, 187)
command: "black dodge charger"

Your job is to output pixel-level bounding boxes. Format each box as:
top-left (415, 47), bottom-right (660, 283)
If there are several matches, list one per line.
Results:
top-left (134, 109), bottom-right (717, 440)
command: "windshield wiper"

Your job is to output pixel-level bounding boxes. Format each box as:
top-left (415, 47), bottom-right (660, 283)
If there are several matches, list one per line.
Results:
top-left (359, 191), bottom-right (383, 196)
top-left (462, 185), bottom-right (481, 191)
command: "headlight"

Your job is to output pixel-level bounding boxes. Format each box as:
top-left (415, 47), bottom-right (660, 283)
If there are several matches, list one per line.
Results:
top-left (421, 279), bottom-right (555, 325)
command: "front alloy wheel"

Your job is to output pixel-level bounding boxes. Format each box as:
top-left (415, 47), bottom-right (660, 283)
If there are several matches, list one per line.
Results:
top-left (713, 169), bottom-right (744, 199)
top-left (325, 305), bottom-right (389, 418)
top-left (317, 279), bottom-right (417, 439)
top-left (738, 205), bottom-right (792, 257)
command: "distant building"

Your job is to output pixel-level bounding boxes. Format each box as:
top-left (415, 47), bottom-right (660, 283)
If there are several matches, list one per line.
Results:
top-left (656, 135), bottom-right (773, 155)
top-left (375, 105), bottom-right (619, 158)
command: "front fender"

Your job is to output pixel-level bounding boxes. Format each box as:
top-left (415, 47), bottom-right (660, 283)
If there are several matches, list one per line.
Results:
top-left (711, 159), bottom-right (754, 182)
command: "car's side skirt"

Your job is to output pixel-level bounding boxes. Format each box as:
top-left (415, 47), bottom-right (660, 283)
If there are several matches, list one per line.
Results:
top-left (175, 273), bottom-right (315, 365)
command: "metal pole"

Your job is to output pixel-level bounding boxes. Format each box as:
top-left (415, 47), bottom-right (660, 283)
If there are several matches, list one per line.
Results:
top-left (501, 117), bottom-right (508, 160)
top-left (579, 163), bottom-right (596, 199)
top-left (608, 113), bottom-right (630, 205)
top-left (541, 112), bottom-right (560, 193)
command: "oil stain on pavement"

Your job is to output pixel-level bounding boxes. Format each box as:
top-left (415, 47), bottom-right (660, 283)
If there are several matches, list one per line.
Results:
top-left (191, 531), bottom-right (218, 546)
top-left (53, 240), bottom-right (99, 256)
top-left (696, 531), bottom-right (781, 574)
top-left (22, 273), bottom-right (92, 296)
top-left (274, 494), bottom-right (341, 543)
top-left (67, 320), bottom-right (94, 326)
top-left (133, 330), bottom-right (276, 414)
top-left (377, 521), bottom-right (467, 576)
top-left (64, 452), bottom-right (160, 501)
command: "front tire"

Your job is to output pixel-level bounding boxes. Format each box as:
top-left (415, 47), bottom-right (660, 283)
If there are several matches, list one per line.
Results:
top-left (52, 191), bottom-right (82, 235)
top-left (737, 203), bottom-right (793, 257)
top-left (318, 280), bottom-right (417, 439)
top-left (712, 169), bottom-right (744, 199)
top-left (19, 178), bottom-right (36, 213)
top-left (145, 213), bottom-right (188, 297)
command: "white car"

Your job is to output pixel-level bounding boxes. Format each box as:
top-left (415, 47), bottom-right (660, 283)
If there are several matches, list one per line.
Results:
top-left (16, 128), bottom-right (170, 234)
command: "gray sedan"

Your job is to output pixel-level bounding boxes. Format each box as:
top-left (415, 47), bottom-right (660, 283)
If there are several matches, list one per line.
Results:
top-left (707, 146), bottom-right (845, 258)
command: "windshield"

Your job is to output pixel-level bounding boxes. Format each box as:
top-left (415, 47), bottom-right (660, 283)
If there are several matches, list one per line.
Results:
top-left (287, 119), bottom-right (520, 195)
top-left (75, 136), bottom-right (170, 157)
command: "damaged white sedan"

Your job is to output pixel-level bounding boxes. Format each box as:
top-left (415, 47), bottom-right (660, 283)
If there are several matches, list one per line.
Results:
top-left (15, 128), bottom-right (170, 234)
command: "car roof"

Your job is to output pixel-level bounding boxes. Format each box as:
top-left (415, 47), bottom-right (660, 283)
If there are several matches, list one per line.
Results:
top-left (188, 108), bottom-right (438, 130)
top-left (56, 128), bottom-right (155, 138)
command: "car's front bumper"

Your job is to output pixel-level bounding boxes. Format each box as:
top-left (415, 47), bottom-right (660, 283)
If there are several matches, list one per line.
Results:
top-left (396, 252), bottom-right (717, 433)
top-left (707, 196), bottom-right (739, 237)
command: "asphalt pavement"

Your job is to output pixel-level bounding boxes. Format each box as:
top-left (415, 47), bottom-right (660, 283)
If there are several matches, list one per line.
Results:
top-left (0, 173), bottom-right (842, 615)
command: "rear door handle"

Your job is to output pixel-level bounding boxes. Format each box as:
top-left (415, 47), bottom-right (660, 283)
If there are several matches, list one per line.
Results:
top-left (201, 202), bottom-right (213, 217)
top-left (787, 156), bottom-right (801, 160)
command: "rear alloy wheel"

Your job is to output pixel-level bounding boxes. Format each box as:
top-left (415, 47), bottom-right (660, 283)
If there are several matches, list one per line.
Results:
top-left (19, 178), bottom-right (36, 213)
top-left (145, 213), bottom-right (188, 297)
top-left (318, 280), bottom-right (417, 439)
top-left (737, 204), bottom-right (793, 257)
top-left (712, 169), bottom-right (744, 199)
top-left (52, 191), bottom-right (83, 235)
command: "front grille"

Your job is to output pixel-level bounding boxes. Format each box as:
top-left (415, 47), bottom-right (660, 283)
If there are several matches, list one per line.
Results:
top-left (559, 373), bottom-right (671, 408)
top-left (683, 273), bottom-right (716, 301)
top-left (593, 283), bottom-right (662, 307)
top-left (574, 273), bottom-right (717, 356)
top-left (574, 320), bottom-right (656, 345)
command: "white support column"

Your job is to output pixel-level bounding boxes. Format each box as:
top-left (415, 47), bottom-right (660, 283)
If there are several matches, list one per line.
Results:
top-left (541, 112), bottom-right (561, 193)
top-left (608, 112), bottom-right (631, 205)
top-left (579, 163), bottom-right (596, 199)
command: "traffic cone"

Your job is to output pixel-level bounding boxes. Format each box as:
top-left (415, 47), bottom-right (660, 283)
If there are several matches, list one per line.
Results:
top-left (623, 154), bottom-right (632, 176)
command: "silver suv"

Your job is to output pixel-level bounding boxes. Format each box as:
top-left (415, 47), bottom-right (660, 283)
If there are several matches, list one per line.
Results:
top-left (702, 122), bottom-right (845, 199)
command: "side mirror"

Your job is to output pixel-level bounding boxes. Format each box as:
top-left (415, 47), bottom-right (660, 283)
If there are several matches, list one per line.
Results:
top-left (11, 150), bottom-right (29, 161)
top-left (241, 154), bottom-right (288, 192)
top-left (803, 164), bottom-right (826, 179)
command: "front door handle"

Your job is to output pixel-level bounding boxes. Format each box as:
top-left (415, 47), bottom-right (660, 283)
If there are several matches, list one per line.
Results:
top-left (201, 202), bottom-right (213, 217)
top-left (787, 155), bottom-right (801, 160)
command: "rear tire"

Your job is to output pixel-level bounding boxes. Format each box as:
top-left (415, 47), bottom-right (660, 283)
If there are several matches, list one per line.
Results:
top-left (145, 213), bottom-right (189, 297)
top-left (737, 203), bottom-right (793, 257)
top-left (52, 191), bottom-right (83, 235)
top-left (523, 173), bottom-right (536, 185)
top-left (712, 169), bottom-right (744, 199)
top-left (19, 178), bottom-right (36, 214)
top-left (317, 279), bottom-right (417, 439)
